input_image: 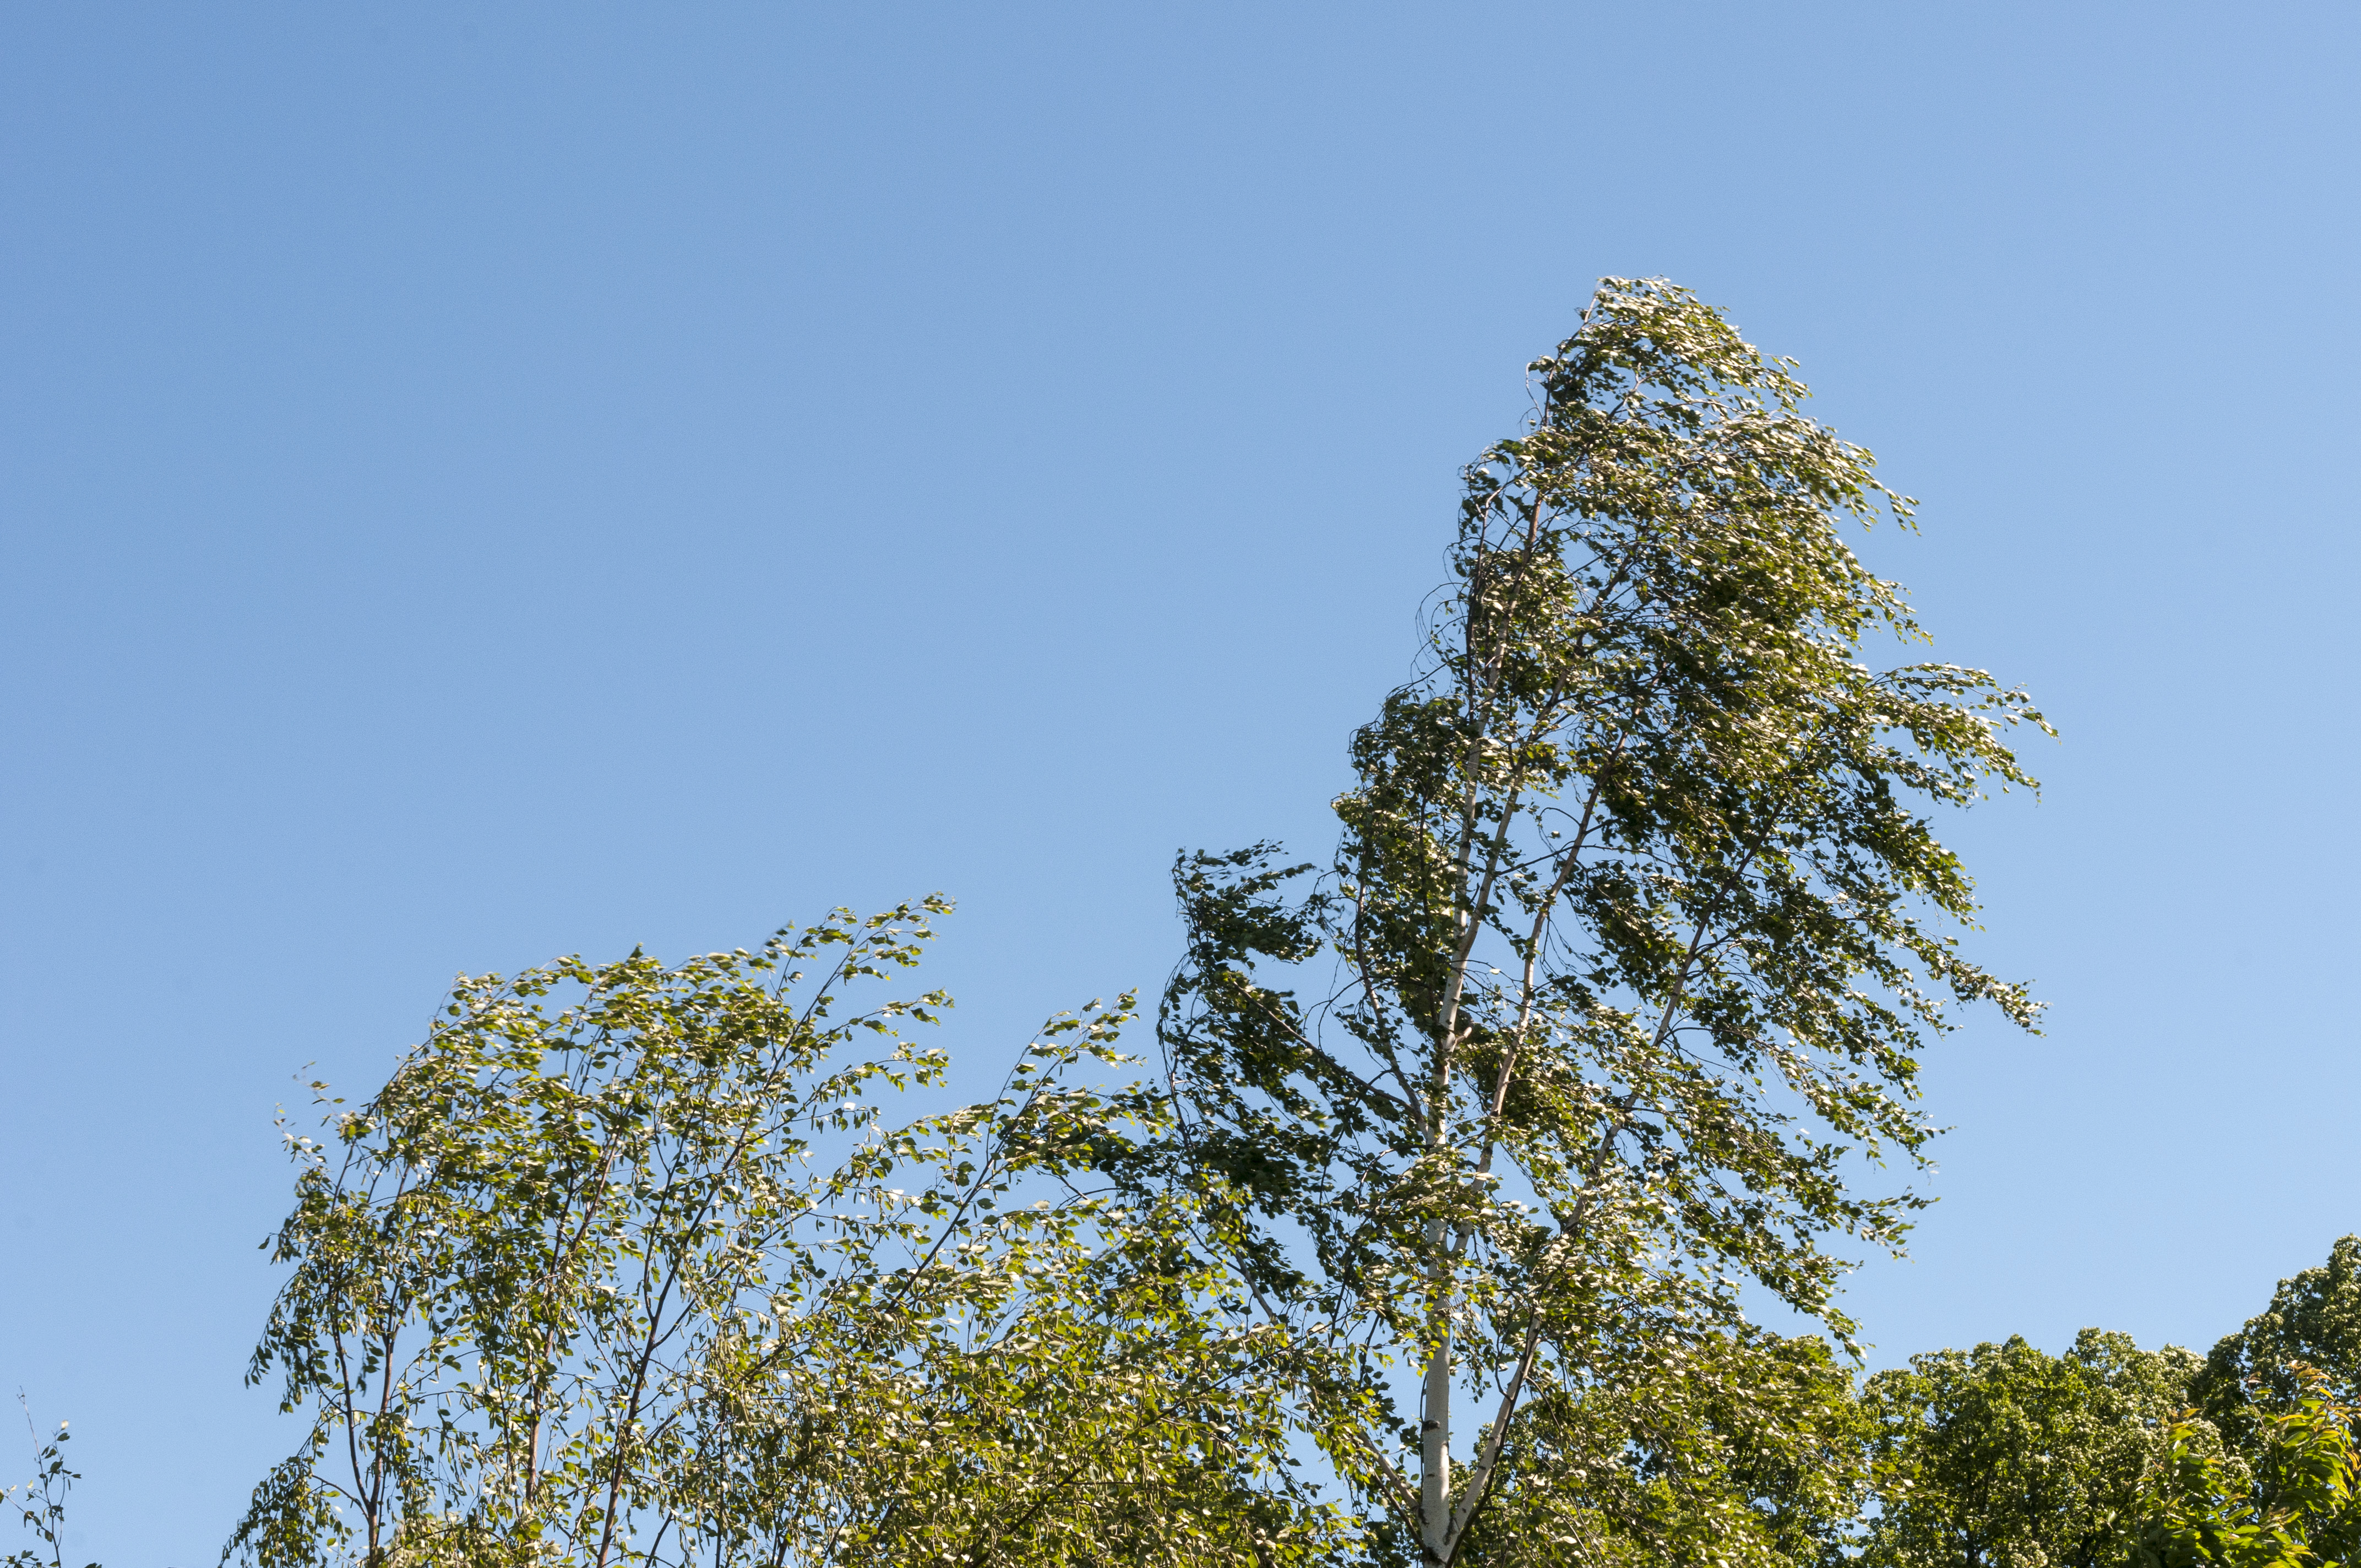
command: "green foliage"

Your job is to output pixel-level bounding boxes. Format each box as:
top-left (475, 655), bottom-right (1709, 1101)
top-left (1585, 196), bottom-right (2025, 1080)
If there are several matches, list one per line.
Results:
top-left (10, 275), bottom-right (2098, 1566)
top-left (3, 1399), bottom-right (95, 1568)
top-left (1856, 1331), bottom-right (2199, 1568)
top-left (2129, 1370), bottom-right (2361, 1568)
top-left (1161, 276), bottom-right (2045, 1563)
top-left (1451, 1330), bottom-right (1870, 1568)
top-left (230, 901), bottom-right (1337, 1568)
top-left (2197, 1239), bottom-right (2361, 1447)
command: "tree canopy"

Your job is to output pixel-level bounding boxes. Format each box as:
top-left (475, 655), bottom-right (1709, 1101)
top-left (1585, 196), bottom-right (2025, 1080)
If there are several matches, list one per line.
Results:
top-left (225, 902), bottom-right (1341, 1567)
top-left (2197, 1238), bottom-right (2361, 1438)
top-left (1856, 1331), bottom-right (2200, 1568)
top-left (39, 277), bottom-right (2361, 1568)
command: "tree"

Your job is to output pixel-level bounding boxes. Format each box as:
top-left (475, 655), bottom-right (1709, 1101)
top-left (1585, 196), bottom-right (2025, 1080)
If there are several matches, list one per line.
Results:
top-left (2196, 1238), bottom-right (2361, 1445)
top-left (231, 901), bottom-right (1340, 1568)
top-left (1856, 1330), bottom-right (2199, 1568)
top-left (1159, 276), bottom-right (2047, 1565)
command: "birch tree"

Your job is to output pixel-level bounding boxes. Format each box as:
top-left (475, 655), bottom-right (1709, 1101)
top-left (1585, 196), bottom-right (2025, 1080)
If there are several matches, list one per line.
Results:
top-left (1160, 277), bottom-right (2047, 1566)
top-left (230, 901), bottom-right (1340, 1567)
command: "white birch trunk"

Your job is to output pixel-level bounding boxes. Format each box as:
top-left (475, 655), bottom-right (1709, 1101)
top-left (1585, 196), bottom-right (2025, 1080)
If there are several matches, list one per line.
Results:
top-left (1419, 1302), bottom-right (1452, 1561)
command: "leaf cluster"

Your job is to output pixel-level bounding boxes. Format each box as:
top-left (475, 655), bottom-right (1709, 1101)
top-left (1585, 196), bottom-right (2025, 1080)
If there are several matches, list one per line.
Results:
top-left (2, 1400), bottom-right (93, 1568)
top-left (2130, 1370), bottom-right (2361, 1568)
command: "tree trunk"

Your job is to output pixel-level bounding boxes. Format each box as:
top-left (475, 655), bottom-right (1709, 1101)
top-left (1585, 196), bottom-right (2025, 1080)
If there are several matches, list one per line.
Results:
top-left (1421, 1299), bottom-right (1452, 1561)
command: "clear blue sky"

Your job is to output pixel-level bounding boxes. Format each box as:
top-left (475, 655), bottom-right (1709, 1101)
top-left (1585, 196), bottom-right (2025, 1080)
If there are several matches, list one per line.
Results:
top-left (3, 4), bottom-right (2355, 1560)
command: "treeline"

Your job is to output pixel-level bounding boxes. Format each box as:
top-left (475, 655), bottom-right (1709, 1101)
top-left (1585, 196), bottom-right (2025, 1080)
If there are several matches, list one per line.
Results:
top-left (10, 280), bottom-right (2342, 1568)
top-left (1861, 1247), bottom-right (2361, 1568)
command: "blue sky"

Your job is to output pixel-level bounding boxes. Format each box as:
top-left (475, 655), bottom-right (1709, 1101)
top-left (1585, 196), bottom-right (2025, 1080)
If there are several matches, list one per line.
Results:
top-left (3, 3), bottom-right (2357, 1560)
